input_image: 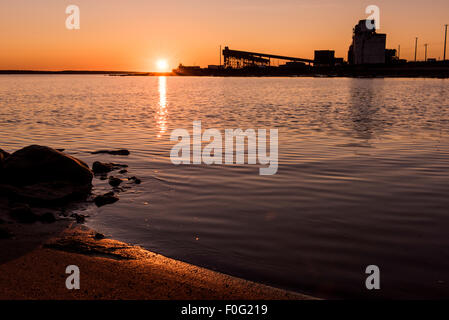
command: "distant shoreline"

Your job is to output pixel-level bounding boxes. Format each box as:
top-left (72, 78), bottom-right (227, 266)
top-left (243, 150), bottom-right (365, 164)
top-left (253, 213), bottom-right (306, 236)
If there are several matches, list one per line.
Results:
top-left (1, 66), bottom-right (449, 78)
top-left (0, 70), bottom-right (173, 76)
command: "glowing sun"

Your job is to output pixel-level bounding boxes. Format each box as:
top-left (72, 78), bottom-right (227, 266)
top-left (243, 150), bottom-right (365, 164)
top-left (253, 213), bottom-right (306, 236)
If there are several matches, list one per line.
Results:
top-left (156, 59), bottom-right (169, 72)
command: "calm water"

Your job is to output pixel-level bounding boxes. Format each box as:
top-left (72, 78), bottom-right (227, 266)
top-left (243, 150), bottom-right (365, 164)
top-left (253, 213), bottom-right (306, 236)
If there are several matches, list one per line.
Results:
top-left (1, 75), bottom-right (449, 299)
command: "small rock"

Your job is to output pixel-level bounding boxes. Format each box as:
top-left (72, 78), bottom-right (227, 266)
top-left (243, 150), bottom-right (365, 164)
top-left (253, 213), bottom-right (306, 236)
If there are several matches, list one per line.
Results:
top-left (91, 149), bottom-right (130, 156)
top-left (10, 204), bottom-right (38, 223)
top-left (71, 213), bottom-right (86, 224)
top-left (94, 192), bottom-right (119, 207)
top-left (94, 233), bottom-right (105, 240)
top-left (92, 161), bottom-right (128, 174)
top-left (56, 148), bottom-right (65, 152)
top-left (109, 176), bottom-right (122, 187)
top-left (39, 212), bottom-right (56, 223)
top-left (92, 161), bottom-right (114, 174)
top-left (129, 176), bottom-right (142, 184)
top-left (119, 169), bottom-right (128, 174)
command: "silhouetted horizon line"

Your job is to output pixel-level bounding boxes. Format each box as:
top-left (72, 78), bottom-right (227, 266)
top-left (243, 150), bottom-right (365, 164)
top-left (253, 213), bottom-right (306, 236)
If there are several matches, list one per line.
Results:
top-left (0, 70), bottom-right (173, 75)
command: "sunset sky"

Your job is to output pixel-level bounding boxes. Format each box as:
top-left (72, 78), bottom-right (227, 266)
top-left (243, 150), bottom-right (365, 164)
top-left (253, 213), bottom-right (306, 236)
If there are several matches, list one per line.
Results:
top-left (1, 0), bottom-right (448, 71)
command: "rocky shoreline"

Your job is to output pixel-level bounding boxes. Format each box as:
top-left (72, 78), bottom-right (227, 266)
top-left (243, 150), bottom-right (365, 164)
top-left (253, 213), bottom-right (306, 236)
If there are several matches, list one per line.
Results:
top-left (0, 145), bottom-right (141, 235)
top-left (0, 145), bottom-right (316, 300)
top-left (0, 144), bottom-right (145, 268)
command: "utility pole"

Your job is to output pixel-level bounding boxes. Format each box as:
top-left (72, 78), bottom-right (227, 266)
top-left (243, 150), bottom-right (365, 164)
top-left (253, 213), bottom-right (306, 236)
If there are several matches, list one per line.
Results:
top-left (444, 24), bottom-right (448, 61)
top-left (424, 43), bottom-right (428, 61)
top-left (398, 45), bottom-right (401, 59)
top-left (414, 37), bottom-right (418, 61)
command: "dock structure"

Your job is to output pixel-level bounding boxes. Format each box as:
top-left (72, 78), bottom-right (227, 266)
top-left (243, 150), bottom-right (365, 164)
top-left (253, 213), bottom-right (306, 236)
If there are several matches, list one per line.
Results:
top-left (222, 46), bottom-right (313, 69)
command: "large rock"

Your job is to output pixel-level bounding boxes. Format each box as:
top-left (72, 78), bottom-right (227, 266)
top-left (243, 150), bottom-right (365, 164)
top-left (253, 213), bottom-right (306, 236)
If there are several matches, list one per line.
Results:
top-left (2, 145), bottom-right (92, 186)
top-left (0, 145), bottom-right (93, 205)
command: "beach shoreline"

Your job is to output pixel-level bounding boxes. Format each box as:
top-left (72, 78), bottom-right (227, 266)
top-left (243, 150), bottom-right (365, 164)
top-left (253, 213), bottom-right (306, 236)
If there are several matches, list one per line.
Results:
top-left (0, 145), bottom-right (316, 300)
top-left (0, 219), bottom-right (317, 300)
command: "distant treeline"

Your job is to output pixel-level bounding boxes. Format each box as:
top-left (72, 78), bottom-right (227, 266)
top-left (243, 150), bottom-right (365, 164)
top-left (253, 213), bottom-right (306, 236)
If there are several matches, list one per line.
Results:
top-left (0, 70), bottom-right (173, 76)
top-left (2, 62), bottom-right (449, 78)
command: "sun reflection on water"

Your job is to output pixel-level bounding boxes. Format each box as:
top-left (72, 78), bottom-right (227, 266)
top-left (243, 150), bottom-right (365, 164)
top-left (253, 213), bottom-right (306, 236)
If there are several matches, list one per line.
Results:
top-left (157, 76), bottom-right (167, 138)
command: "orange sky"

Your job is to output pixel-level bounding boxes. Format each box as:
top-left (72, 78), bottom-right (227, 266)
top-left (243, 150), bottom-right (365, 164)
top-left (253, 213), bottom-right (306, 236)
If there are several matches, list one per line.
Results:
top-left (1, 0), bottom-right (448, 71)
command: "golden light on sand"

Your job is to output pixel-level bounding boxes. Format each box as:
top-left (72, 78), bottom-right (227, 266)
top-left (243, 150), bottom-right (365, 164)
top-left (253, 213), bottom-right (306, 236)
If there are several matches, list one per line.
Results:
top-left (156, 59), bottom-right (169, 72)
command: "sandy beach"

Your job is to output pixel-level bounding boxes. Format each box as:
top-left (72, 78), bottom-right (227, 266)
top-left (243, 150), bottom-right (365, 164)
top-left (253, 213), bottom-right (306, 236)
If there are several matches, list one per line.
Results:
top-left (0, 218), bottom-right (316, 300)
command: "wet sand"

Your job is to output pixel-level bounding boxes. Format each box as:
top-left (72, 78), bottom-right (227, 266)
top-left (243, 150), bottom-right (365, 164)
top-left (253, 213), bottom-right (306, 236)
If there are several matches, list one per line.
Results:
top-left (0, 220), bottom-right (316, 300)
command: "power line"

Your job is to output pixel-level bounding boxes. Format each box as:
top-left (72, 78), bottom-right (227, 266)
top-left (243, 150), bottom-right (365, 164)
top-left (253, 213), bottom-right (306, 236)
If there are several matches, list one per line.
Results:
top-left (424, 43), bottom-right (428, 61)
